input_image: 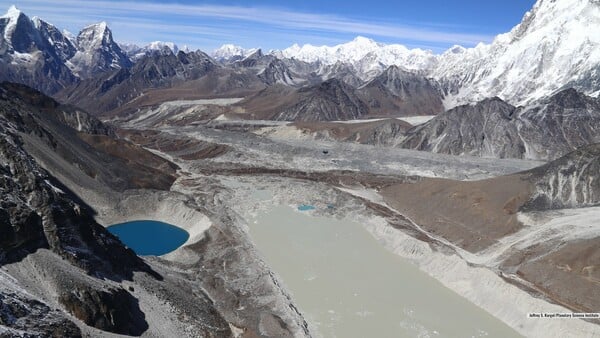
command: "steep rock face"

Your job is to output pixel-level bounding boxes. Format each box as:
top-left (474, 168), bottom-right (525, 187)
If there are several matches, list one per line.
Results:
top-left (59, 285), bottom-right (147, 335)
top-left (1, 82), bottom-right (177, 192)
top-left (0, 7), bottom-right (77, 94)
top-left (275, 79), bottom-right (369, 121)
top-left (0, 6), bottom-right (139, 95)
top-left (358, 65), bottom-right (444, 116)
top-left (258, 59), bottom-right (297, 86)
top-left (516, 88), bottom-right (600, 159)
top-left (361, 119), bottom-right (412, 146)
top-left (32, 18), bottom-right (77, 61)
top-left (70, 22), bottom-right (132, 77)
top-left (317, 61), bottom-right (365, 87)
top-left (401, 89), bottom-right (600, 160)
top-left (235, 48), bottom-right (270, 68)
top-left (234, 50), bottom-right (309, 87)
top-left (523, 143), bottom-right (600, 211)
top-left (1, 82), bottom-right (114, 135)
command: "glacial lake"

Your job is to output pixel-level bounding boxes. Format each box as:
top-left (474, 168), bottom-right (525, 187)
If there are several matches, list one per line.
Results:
top-left (107, 220), bottom-right (189, 256)
top-left (248, 205), bottom-right (521, 338)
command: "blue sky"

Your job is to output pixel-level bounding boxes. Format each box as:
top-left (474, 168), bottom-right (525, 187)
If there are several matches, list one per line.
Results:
top-left (2, 0), bottom-right (537, 53)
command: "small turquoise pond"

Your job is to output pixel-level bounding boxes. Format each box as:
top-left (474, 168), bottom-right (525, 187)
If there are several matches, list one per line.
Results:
top-left (298, 204), bottom-right (316, 211)
top-left (107, 220), bottom-right (189, 256)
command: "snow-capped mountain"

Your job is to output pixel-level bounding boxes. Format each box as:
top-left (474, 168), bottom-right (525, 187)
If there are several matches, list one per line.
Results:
top-left (275, 0), bottom-right (600, 108)
top-left (32, 17), bottom-right (77, 61)
top-left (0, 6), bottom-right (135, 92)
top-left (276, 36), bottom-right (437, 72)
top-left (1, 5), bottom-right (48, 53)
top-left (3, 0), bottom-right (600, 113)
top-left (0, 6), bottom-right (77, 93)
top-left (122, 41), bottom-right (184, 60)
top-left (433, 0), bottom-right (600, 107)
top-left (70, 21), bottom-right (131, 76)
top-left (211, 44), bottom-right (258, 61)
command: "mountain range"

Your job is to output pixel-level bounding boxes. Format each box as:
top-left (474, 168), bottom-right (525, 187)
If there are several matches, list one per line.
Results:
top-left (2, 0), bottom-right (600, 113)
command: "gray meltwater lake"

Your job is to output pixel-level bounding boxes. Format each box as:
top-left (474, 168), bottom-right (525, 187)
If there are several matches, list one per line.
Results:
top-left (248, 204), bottom-right (521, 338)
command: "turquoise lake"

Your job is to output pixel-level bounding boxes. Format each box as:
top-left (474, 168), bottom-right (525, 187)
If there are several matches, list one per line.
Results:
top-left (107, 220), bottom-right (189, 256)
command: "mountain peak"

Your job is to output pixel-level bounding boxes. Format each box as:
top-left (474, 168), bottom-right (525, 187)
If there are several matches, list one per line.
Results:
top-left (211, 44), bottom-right (257, 60)
top-left (96, 21), bottom-right (108, 30)
top-left (2, 5), bottom-right (22, 20)
top-left (80, 21), bottom-right (109, 37)
top-left (1, 5), bottom-right (40, 52)
top-left (77, 21), bottom-right (113, 50)
top-left (351, 36), bottom-right (378, 46)
top-left (147, 41), bottom-right (178, 53)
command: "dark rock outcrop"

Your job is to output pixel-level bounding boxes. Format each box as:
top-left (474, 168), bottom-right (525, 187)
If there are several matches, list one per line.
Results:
top-left (0, 94), bottom-right (151, 278)
top-left (0, 291), bottom-right (82, 337)
top-left (59, 285), bottom-right (147, 335)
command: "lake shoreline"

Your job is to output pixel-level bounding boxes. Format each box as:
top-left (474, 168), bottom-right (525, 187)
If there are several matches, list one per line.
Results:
top-left (224, 175), bottom-right (600, 338)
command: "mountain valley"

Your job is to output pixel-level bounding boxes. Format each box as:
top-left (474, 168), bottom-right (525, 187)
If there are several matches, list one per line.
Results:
top-left (1, 1), bottom-right (600, 337)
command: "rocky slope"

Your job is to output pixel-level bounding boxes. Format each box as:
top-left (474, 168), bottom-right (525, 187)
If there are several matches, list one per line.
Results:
top-left (1, 82), bottom-right (313, 337)
top-left (524, 143), bottom-right (600, 211)
top-left (0, 84), bottom-right (176, 336)
top-left (400, 89), bottom-right (600, 160)
top-left (56, 50), bottom-right (220, 116)
top-left (357, 65), bottom-right (444, 117)
top-left (0, 82), bottom-right (178, 192)
top-left (240, 78), bottom-right (369, 121)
